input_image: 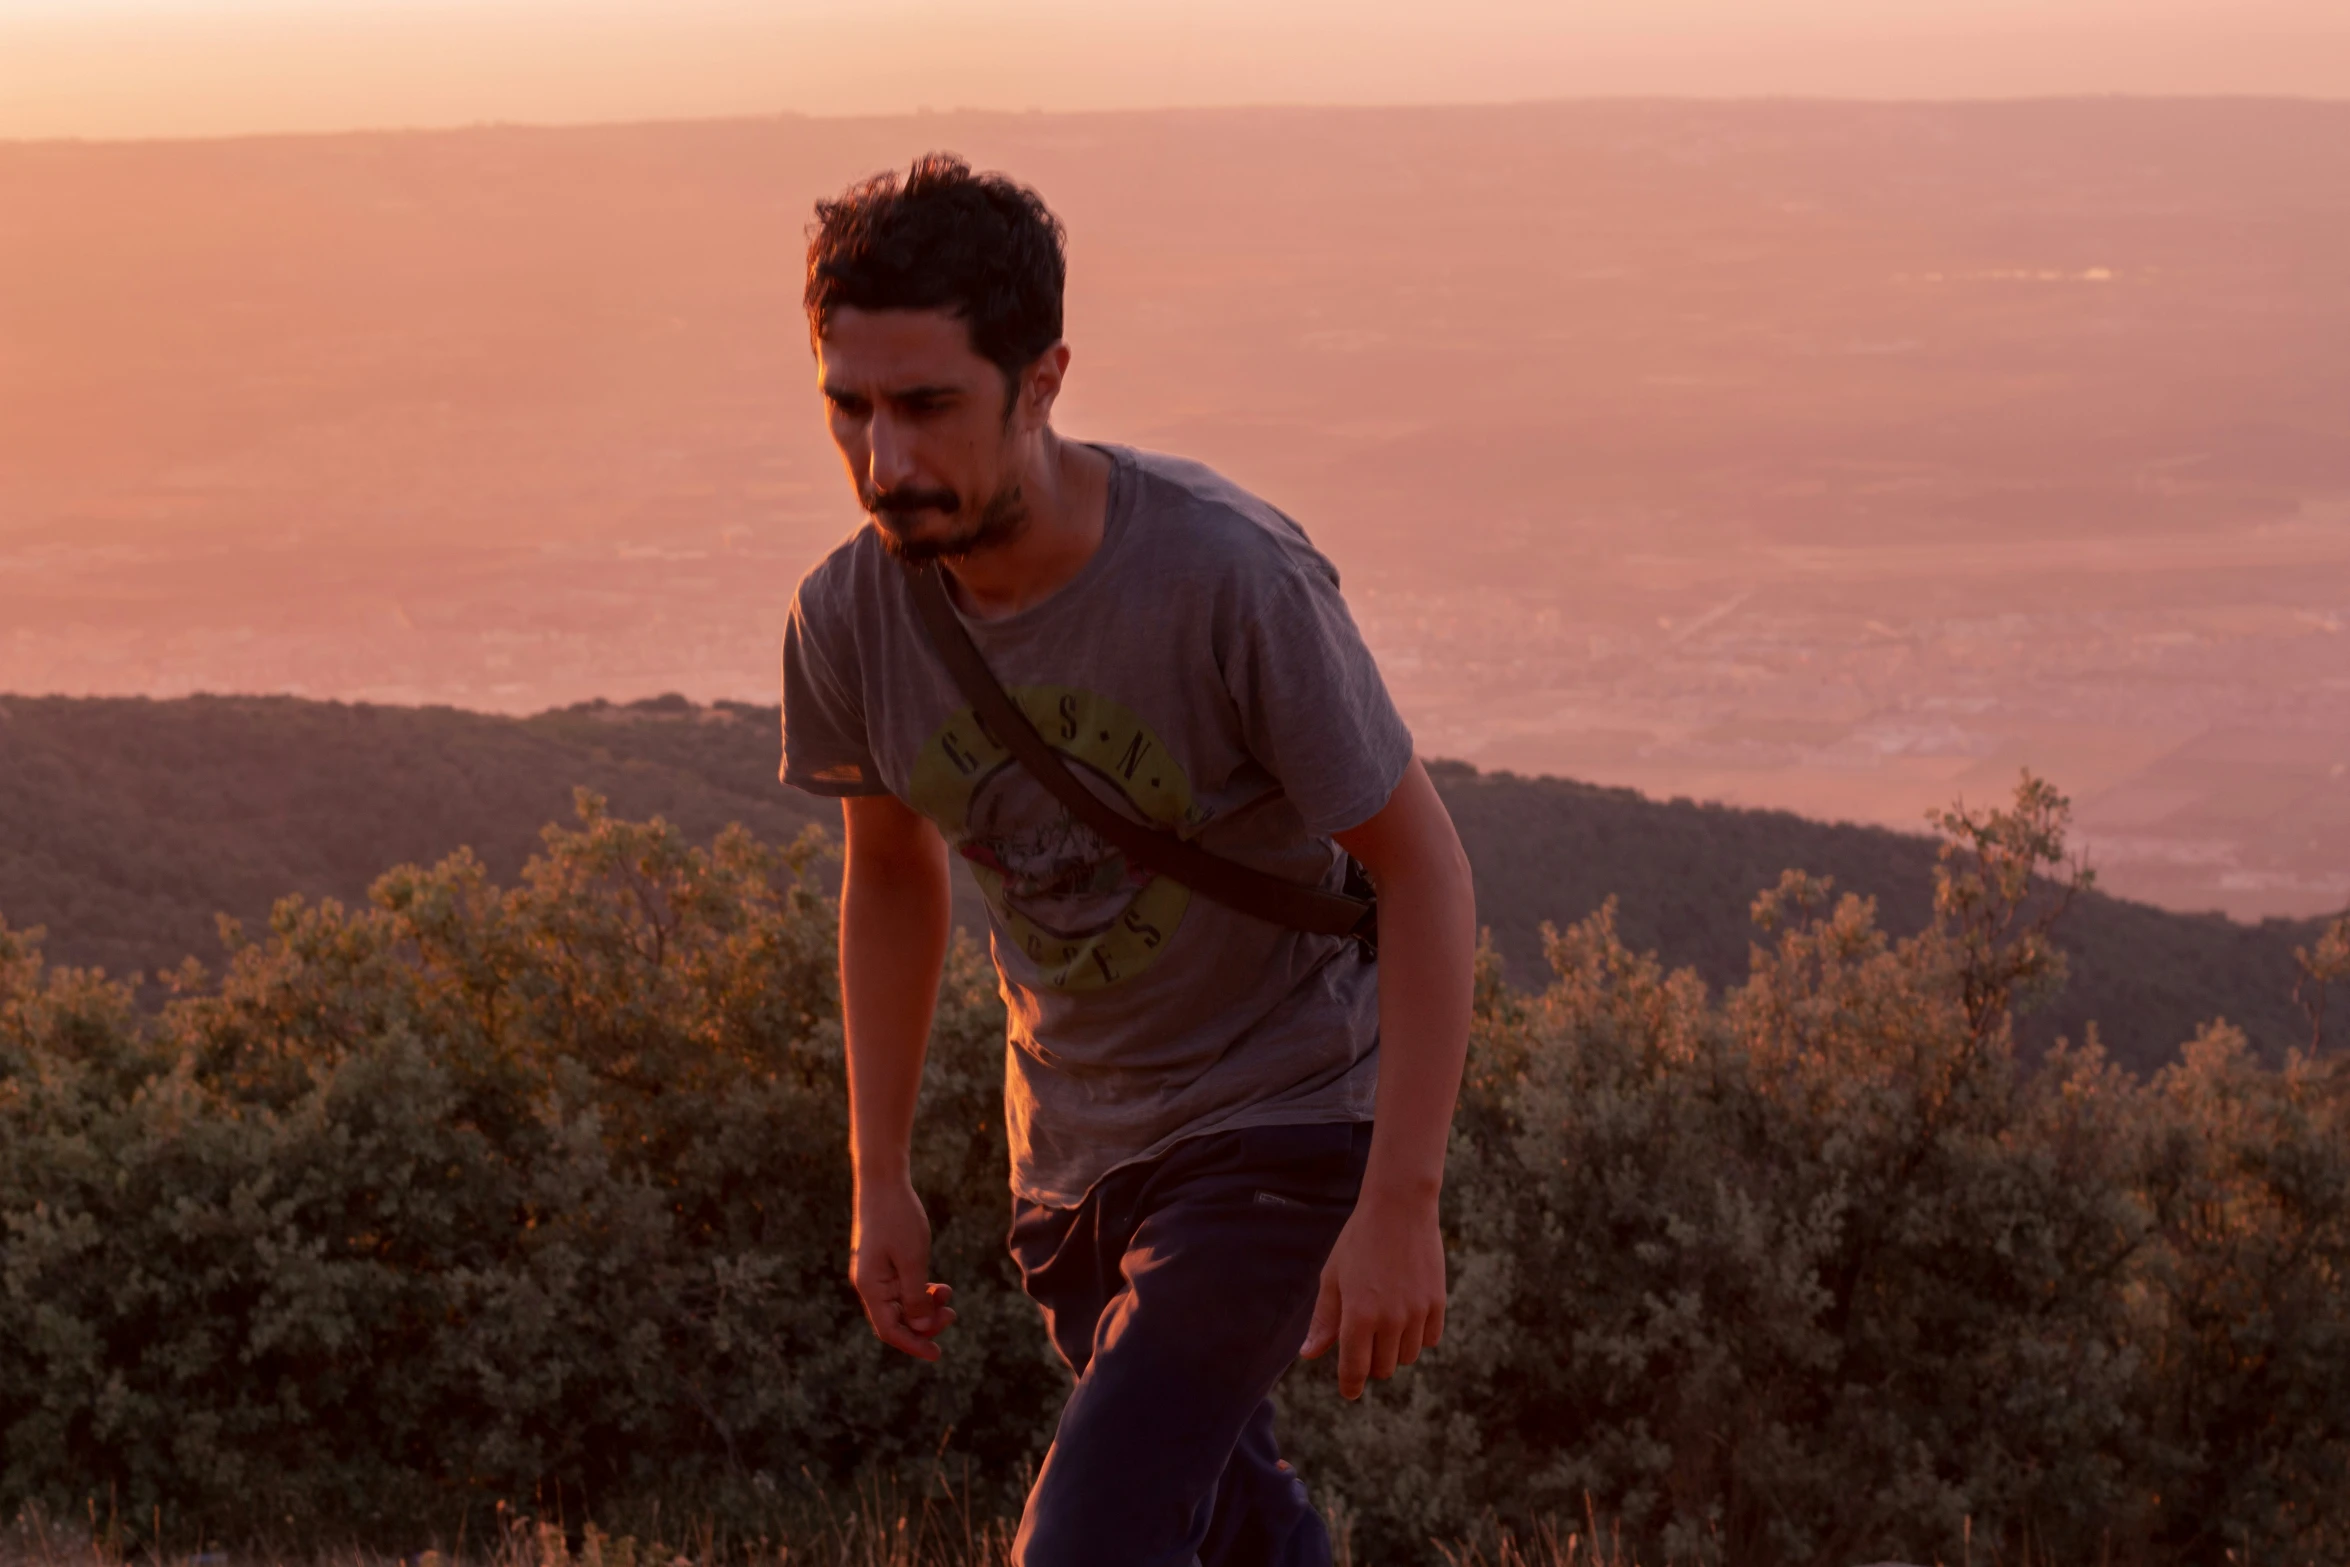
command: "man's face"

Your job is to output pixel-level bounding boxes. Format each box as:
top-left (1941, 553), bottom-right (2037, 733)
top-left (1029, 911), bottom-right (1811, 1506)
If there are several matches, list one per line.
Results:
top-left (816, 305), bottom-right (1031, 562)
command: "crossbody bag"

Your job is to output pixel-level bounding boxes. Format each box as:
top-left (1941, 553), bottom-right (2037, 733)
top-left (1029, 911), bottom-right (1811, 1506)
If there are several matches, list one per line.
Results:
top-left (902, 558), bottom-right (1379, 956)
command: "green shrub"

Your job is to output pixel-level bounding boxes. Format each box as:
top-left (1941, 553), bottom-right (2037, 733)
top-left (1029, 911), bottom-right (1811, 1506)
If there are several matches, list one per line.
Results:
top-left (1278, 779), bottom-right (2350, 1565)
top-left (2134, 1024), bottom-right (2350, 1561)
top-left (0, 795), bottom-right (1057, 1545)
top-left (4, 779), bottom-right (2348, 1565)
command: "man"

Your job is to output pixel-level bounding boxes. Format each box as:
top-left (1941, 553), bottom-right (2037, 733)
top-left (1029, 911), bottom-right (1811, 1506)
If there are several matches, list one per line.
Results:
top-left (779, 153), bottom-right (1476, 1567)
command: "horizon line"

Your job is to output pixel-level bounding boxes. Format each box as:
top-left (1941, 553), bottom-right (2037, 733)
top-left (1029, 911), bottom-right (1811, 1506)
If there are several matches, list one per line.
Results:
top-left (8, 89), bottom-right (2349, 151)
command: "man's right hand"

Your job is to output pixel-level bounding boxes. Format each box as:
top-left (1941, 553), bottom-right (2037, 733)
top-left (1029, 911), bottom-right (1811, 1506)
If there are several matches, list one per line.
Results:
top-left (851, 1178), bottom-right (957, 1360)
top-left (839, 794), bottom-right (957, 1361)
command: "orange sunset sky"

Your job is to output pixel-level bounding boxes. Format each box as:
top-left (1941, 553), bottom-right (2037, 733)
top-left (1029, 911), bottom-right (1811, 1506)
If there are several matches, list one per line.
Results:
top-left (3, 0), bottom-right (2348, 141)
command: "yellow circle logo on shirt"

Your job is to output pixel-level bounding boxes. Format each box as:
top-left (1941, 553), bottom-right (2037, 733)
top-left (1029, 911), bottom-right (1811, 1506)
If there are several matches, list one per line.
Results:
top-left (909, 685), bottom-right (1196, 993)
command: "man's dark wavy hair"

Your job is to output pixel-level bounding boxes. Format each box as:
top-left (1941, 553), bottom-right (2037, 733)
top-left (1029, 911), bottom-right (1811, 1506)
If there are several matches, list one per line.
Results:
top-left (804, 153), bottom-right (1067, 391)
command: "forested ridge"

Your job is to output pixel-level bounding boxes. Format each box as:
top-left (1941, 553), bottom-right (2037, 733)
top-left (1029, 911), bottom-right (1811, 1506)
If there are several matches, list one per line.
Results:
top-left (0, 691), bottom-right (2325, 1072)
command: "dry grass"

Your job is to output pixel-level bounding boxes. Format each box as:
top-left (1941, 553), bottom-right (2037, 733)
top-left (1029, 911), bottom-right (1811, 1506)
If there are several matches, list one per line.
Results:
top-left (1413, 1504), bottom-right (1643, 1567)
top-left (3, 1489), bottom-right (1016, 1567)
top-left (6, 1491), bottom-right (1638, 1567)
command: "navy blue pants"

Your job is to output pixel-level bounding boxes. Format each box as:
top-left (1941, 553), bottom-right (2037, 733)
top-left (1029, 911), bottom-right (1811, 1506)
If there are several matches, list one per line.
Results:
top-left (1008, 1121), bottom-right (1372, 1567)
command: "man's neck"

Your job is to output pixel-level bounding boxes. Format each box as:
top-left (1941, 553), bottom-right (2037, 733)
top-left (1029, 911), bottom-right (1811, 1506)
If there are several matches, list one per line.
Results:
top-left (943, 431), bottom-right (1111, 620)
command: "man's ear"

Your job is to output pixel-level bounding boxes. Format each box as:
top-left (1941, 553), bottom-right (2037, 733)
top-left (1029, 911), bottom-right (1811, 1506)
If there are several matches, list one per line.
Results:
top-left (1017, 343), bottom-right (1073, 431)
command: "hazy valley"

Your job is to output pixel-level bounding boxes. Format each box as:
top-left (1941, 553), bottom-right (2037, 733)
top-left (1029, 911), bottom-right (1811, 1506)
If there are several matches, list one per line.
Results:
top-left (4, 100), bottom-right (2347, 917)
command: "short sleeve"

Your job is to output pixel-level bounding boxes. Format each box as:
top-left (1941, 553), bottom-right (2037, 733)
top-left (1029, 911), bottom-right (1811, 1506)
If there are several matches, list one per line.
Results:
top-left (779, 581), bottom-right (889, 797)
top-left (1227, 546), bottom-right (1414, 836)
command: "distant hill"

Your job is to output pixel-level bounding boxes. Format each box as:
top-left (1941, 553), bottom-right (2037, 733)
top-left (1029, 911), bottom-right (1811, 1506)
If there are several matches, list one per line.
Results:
top-left (0, 693), bottom-right (2323, 1073)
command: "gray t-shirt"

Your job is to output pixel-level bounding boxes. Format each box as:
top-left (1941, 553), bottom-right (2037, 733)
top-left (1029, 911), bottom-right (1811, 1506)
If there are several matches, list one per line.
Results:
top-left (779, 444), bottom-right (1413, 1206)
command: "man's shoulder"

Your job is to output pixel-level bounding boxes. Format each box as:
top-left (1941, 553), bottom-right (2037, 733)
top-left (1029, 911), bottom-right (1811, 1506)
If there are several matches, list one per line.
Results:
top-left (789, 522), bottom-right (891, 625)
top-left (1117, 446), bottom-right (1332, 581)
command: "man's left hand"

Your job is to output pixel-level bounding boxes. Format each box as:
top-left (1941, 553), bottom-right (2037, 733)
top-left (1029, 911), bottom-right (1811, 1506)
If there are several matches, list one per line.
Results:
top-left (1298, 1189), bottom-right (1447, 1399)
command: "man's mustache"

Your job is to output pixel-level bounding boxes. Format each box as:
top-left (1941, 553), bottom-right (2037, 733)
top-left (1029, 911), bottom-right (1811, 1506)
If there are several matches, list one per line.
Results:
top-left (866, 485), bottom-right (961, 521)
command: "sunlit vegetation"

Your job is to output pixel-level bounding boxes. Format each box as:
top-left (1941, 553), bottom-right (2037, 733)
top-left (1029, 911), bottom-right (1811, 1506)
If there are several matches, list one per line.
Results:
top-left (0, 694), bottom-right (2326, 1070)
top-left (0, 1491), bottom-right (1635, 1567)
top-left (4, 776), bottom-right (2347, 1564)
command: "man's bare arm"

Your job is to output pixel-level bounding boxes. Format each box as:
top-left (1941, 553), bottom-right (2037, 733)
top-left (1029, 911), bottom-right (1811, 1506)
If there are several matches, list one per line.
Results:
top-left (840, 791), bottom-right (958, 1360)
top-left (1302, 756), bottom-right (1478, 1398)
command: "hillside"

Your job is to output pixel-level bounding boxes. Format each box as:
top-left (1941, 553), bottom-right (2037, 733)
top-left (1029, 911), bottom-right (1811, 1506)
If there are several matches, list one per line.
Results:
top-left (0, 692), bottom-right (2324, 1071)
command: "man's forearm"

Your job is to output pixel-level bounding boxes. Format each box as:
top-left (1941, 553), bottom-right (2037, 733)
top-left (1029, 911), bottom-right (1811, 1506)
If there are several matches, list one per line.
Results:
top-left (1361, 843), bottom-right (1477, 1205)
top-left (1333, 759), bottom-right (1479, 1209)
top-left (1307, 760), bottom-right (1476, 1392)
top-left (839, 822), bottom-right (954, 1188)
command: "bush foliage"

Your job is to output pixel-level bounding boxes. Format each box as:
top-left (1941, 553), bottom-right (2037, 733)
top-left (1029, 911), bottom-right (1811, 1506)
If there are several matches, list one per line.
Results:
top-left (1287, 784), bottom-right (2350, 1564)
top-left (0, 693), bottom-right (2323, 1069)
top-left (0, 796), bottom-right (1057, 1544)
top-left (4, 782), bottom-right (2348, 1564)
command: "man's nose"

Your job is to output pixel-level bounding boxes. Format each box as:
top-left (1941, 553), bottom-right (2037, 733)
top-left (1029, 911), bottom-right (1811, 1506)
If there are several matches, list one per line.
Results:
top-left (867, 412), bottom-right (918, 494)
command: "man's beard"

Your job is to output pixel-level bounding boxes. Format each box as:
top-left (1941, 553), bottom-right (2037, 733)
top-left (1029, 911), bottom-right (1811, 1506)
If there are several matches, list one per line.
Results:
top-left (867, 480), bottom-right (1029, 564)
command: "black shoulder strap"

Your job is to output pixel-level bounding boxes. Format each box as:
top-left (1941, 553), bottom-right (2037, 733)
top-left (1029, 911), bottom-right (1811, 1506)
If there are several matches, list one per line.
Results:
top-left (902, 558), bottom-right (1375, 943)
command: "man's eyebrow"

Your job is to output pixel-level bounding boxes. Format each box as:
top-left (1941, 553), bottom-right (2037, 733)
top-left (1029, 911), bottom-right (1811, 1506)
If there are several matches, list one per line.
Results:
top-left (821, 382), bottom-right (962, 403)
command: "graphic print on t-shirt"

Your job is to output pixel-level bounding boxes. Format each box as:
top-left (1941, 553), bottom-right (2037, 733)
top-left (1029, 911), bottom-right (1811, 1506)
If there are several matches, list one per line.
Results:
top-left (908, 684), bottom-right (1197, 993)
